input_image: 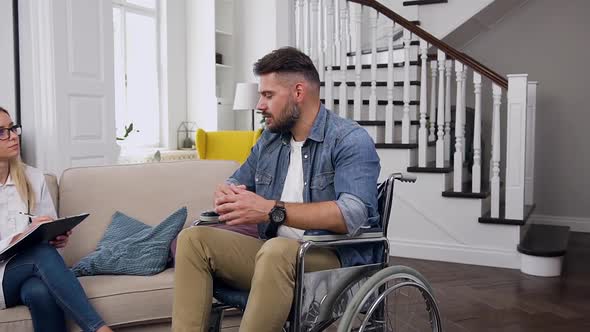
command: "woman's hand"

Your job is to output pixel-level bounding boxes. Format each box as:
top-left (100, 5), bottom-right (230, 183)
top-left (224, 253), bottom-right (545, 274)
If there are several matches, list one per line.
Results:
top-left (30, 216), bottom-right (71, 249)
top-left (50, 230), bottom-right (72, 249)
top-left (30, 216), bottom-right (53, 227)
top-left (9, 216), bottom-right (57, 246)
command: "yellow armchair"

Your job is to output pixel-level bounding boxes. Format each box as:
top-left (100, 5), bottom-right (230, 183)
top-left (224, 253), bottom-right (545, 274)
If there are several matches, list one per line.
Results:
top-left (195, 129), bottom-right (263, 164)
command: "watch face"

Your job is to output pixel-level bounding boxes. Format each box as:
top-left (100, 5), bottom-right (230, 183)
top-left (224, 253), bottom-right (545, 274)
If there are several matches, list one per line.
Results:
top-left (271, 209), bottom-right (286, 223)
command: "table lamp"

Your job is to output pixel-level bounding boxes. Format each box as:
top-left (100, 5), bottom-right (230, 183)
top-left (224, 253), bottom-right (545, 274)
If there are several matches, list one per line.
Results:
top-left (233, 82), bottom-right (259, 130)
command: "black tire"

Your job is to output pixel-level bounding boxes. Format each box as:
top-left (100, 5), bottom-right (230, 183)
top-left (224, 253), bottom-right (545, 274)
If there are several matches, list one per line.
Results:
top-left (337, 265), bottom-right (442, 332)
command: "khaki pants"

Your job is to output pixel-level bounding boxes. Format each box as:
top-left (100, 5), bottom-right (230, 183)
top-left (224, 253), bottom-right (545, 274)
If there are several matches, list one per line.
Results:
top-left (172, 226), bottom-right (341, 332)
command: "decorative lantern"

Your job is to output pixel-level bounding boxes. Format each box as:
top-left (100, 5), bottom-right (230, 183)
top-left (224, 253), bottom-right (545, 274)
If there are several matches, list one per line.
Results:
top-left (177, 121), bottom-right (197, 150)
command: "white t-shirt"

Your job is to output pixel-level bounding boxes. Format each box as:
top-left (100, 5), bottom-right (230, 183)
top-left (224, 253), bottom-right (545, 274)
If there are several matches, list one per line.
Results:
top-left (277, 138), bottom-right (306, 240)
top-left (0, 165), bottom-right (57, 309)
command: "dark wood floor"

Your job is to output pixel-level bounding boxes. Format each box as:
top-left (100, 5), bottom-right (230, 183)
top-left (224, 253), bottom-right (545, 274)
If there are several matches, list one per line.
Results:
top-left (222, 232), bottom-right (590, 331)
top-left (394, 231), bottom-right (590, 332)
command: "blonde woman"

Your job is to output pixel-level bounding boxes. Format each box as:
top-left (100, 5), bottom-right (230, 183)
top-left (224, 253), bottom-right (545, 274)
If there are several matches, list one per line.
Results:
top-left (0, 107), bottom-right (112, 332)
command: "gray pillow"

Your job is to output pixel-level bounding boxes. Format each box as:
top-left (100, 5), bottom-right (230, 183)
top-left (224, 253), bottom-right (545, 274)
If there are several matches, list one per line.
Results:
top-left (72, 207), bottom-right (187, 276)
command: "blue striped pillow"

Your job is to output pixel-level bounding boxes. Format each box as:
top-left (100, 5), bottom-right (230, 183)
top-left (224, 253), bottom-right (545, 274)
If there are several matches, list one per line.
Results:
top-left (72, 207), bottom-right (187, 276)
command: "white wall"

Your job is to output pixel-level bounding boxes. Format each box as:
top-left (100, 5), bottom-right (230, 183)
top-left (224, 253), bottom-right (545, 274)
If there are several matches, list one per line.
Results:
top-left (186, 0), bottom-right (217, 130)
top-left (0, 1), bottom-right (16, 117)
top-left (232, 0), bottom-right (294, 130)
top-left (161, 0), bottom-right (187, 148)
top-left (418, 0), bottom-right (493, 39)
top-left (359, 0), bottom-right (492, 49)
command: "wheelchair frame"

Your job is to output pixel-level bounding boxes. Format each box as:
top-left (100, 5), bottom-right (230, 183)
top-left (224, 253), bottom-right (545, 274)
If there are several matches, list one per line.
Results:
top-left (208, 173), bottom-right (442, 332)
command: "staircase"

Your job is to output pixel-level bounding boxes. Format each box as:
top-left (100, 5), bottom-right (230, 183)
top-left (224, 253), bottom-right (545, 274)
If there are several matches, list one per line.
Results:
top-left (292, 0), bottom-right (567, 275)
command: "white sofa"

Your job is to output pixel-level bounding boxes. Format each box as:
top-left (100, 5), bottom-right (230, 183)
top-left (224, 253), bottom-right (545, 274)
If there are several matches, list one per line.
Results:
top-left (0, 160), bottom-right (239, 331)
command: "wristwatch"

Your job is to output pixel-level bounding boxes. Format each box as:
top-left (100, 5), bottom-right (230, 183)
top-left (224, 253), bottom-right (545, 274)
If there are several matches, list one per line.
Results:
top-left (268, 200), bottom-right (287, 225)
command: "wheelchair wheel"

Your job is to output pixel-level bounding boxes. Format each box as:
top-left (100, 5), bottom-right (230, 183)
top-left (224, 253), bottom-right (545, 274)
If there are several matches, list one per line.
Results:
top-left (337, 265), bottom-right (442, 332)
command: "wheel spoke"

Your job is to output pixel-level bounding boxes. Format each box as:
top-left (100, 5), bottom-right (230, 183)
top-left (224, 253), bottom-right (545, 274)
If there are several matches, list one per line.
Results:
top-left (337, 266), bottom-right (442, 332)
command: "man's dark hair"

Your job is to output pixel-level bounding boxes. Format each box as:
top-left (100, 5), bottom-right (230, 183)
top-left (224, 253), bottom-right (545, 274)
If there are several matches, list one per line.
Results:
top-left (253, 47), bottom-right (320, 87)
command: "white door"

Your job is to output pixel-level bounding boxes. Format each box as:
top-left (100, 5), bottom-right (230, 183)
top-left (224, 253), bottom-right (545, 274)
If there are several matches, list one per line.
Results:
top-left (19, 0), bottom-right (116, 176)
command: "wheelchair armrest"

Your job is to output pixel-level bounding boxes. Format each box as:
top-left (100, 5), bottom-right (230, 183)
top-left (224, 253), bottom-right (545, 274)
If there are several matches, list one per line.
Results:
top-left (296, 229), bottom-right (387, 263)
top-left (302, 229), bottom-right (382, 242)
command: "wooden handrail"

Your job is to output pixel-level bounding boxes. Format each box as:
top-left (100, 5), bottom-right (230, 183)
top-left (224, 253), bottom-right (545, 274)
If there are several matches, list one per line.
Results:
top-left (348, 0), bottom-right (508, 89)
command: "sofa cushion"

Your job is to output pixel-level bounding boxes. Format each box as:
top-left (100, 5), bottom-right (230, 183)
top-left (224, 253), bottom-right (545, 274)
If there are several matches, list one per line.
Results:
top-left (72, 207), bottom-right (187, 276)
top-left (0, 269), bottom-right (174, 332)
top-left (43, 173), bottom-right (59, 210)
top-left (72, 270), bottom-right (175, 329)
top-left (58, 160), bottom-right (240, 267)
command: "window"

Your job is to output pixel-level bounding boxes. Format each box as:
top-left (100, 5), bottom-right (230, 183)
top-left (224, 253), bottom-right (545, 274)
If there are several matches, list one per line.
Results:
top-left (113, 0), bottom-right (161, 147)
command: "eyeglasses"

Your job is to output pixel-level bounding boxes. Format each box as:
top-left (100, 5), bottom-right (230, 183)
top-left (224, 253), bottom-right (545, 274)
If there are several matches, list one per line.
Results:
top-left (0, 125), bottom-right (22, 140)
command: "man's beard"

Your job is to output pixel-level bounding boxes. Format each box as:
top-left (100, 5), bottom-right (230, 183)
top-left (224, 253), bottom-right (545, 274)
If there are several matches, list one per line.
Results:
top-left (266, 100), bottom-right (301, 134)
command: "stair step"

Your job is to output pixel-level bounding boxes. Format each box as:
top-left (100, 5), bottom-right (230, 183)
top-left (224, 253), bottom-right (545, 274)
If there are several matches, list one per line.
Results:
top-left (326, 61), bottom-right (421, 71)
top-left (518, 224), bottom-right (570, 257)
top-left (478, 204), bottom-right (535, 226)
top-left (442, 182), bottom-right (490, 199)
top-left (404, 0), bottom-right (448, 6)
top-left (320, 99), bottom-right (420, 106)
top-left (358, 120), bottom-right (421, 126)
top-left (320, 80), bottom-right (421, 87)
top-left (375, 141), bottom-right (435, 149)
top-left (407, 161), bottom-right (451, 173)
top-left (347, 40), bottom-right (420, 57)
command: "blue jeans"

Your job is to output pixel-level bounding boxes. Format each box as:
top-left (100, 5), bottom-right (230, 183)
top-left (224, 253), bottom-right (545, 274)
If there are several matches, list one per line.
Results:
top-left (3, 243), bottom-right (105, 332)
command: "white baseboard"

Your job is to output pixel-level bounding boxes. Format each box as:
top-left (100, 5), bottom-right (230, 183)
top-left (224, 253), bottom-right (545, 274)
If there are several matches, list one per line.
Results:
top-left (389, 239), bottom-right (521, 269)
top-left (529, 214), bottom-right (590, 233)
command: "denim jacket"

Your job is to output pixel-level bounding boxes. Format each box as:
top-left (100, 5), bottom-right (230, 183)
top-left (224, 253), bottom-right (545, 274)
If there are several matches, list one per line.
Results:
top-left (227, 104), bottom-right (381, 267)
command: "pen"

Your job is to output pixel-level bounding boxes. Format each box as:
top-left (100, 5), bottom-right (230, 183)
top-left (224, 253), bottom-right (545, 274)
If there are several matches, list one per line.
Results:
top-left (18, 212), bottom-right (35, 224)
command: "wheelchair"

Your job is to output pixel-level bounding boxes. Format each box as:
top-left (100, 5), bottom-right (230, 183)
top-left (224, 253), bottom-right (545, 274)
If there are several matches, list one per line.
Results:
top-left (206, 173), bottom-right (443, 332)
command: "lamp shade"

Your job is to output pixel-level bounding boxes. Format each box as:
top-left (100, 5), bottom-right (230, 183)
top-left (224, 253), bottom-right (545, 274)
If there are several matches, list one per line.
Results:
top-left (233, 83), bottom-right (259, 110)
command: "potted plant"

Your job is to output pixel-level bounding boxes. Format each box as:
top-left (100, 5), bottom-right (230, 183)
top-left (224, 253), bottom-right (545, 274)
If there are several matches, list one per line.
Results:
top-left (117, 123), bottom-right (138, 141)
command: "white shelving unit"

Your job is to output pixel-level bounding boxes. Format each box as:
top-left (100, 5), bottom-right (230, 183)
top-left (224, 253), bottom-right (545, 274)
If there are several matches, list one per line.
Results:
top-left (215, 0), bottom-right (235, 130)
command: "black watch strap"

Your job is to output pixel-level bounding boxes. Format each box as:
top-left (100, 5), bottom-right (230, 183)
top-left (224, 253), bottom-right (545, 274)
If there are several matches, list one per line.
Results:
top-left (265, 200), bottom-right (285, 239)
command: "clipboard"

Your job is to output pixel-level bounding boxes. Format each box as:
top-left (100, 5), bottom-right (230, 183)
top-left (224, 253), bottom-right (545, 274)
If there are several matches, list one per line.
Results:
top-left (0, 213), bottom-right (89, 261)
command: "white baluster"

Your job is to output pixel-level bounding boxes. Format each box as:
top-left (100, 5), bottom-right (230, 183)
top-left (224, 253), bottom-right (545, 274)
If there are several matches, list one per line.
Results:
top-left (453, 61), bottom-right (464, 191)
top-left (401, 29), bottom-right (412, 144)
top-left (338, 0), bottom-right (349, 118)
top-left (505, 74), bottom-right (528, 220)
top-left (444, 59), bottom-right (453, 163)
top-left (334, 0), bottom-right (341, 66)
top-left (345, 0), bottom-right (352, 54)
top-left (296, 0), bottom-right (304, 50)
top-left (306, 0), bottom-right (312, 55)
top-left (418, 39), bottom-right (428, 166)
top-left (436, 50), bottom-right (446, 168)
top-left (318, 0), bottom-right (325, 81)
top-left (472, 72), bottom-right (482, 193)
top-left (525, 81), bottom-right (539, 206)
top-left (368, 10), bottom-right (378, 120)
top-left (353, 4), bottom-right (362, 120)
top-left (310, 0), bottom-right (319, 68)
top-left (461, 67), bottom-right (468, 161)
top-left (385, 21), bottom-right (395, 144)
top-left (429, 60), bottom-right (437, 141)
top-left (324, 0), bottom-right (334, 112)
top-left (491, 84), bottom-right (502, 218)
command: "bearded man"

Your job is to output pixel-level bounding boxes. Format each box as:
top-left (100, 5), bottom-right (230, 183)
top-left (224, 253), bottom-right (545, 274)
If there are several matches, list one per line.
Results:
top-left (172, 47), bottom-right (381, 332)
